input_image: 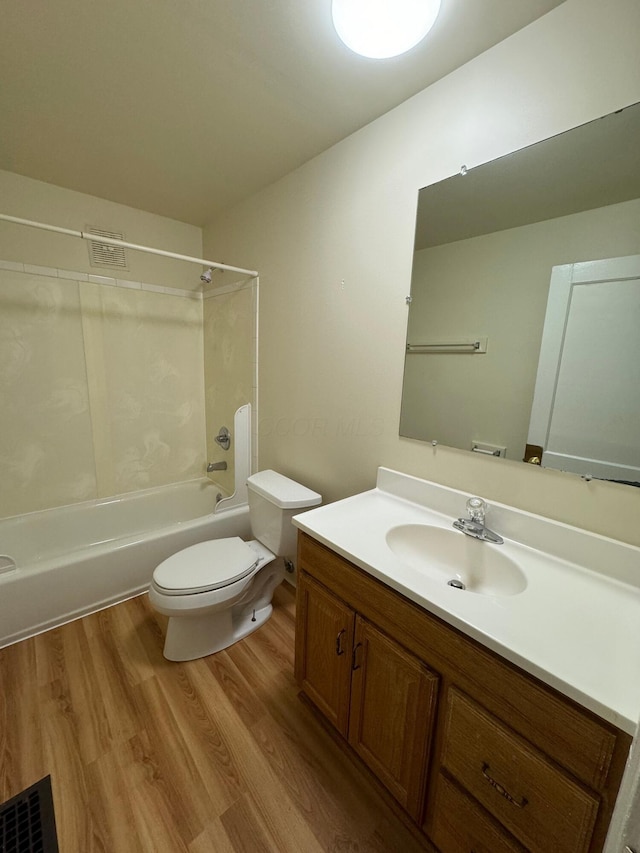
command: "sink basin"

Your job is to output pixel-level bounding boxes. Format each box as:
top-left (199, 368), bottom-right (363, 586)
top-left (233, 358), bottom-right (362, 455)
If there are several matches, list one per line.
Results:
top-left (385, 524), bottom-right (527, 596)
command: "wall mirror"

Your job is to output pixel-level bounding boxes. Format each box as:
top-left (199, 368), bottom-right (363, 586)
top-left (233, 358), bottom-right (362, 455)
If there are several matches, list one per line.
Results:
top-left (400, 102), bottom-right (640, 486)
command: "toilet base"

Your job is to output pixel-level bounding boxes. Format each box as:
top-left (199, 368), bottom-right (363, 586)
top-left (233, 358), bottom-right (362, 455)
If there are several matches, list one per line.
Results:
top-left (160, 561), bottom-right (285, 661)
top-left (163, 601), bottom-right (274, 661)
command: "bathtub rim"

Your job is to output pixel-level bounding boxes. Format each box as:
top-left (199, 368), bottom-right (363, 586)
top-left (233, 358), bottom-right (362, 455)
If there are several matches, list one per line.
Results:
top-left (0, 475), bottom-right (231, 525)
top-left (0, 498), bottom-right (251, 650)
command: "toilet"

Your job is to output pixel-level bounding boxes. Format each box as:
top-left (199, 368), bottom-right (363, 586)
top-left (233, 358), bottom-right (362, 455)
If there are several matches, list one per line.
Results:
top-left (149, 470), bottom-right (321, 661)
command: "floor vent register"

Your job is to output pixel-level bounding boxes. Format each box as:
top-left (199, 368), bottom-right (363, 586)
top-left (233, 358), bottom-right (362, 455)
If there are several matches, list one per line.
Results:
top-left (0, 776), bottom-right (59, 853)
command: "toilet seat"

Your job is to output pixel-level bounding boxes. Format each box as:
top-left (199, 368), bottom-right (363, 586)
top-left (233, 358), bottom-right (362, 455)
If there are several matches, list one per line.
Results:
top-left (152, 537), bottom-right (260, 595)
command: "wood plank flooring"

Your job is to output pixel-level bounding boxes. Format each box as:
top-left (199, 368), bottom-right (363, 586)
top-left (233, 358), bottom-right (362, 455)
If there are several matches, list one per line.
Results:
top-left (0, 583), bottom-right (431, 852)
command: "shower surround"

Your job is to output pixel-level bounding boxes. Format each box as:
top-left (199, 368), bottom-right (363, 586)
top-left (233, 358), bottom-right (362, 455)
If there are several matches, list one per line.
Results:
top-left (0, 259), bottom-right (257, 644)
top-left (0, 261), bottom-right (257, 519)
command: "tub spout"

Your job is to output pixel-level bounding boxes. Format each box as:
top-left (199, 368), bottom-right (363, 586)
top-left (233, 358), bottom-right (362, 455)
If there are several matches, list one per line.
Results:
top-left (207, 461), bottom-right (227, 472)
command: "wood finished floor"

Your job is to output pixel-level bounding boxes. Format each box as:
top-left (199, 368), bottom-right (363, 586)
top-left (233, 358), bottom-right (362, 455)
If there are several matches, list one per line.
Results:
top-left (0, 583), bottom-right (430, 852)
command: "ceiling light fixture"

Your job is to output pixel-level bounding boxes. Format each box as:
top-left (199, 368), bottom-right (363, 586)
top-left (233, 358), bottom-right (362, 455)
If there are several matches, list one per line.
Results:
top-left (332, 0), bottom-right (442, 59)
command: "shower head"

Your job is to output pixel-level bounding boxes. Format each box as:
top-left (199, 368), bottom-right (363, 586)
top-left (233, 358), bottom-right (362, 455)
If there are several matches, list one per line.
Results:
top-left (200, 267), bottom-right (213, 283)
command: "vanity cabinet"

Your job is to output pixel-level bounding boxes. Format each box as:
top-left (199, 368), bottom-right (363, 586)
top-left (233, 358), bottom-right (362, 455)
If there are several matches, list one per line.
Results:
top-left (296, 572), bottom-right (439, 819)
top-left (294, 532), bottom-right (632, 853)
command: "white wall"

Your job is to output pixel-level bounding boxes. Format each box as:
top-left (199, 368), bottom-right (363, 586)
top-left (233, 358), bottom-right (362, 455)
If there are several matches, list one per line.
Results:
top-left (202, 0), bottom-right (640, 547)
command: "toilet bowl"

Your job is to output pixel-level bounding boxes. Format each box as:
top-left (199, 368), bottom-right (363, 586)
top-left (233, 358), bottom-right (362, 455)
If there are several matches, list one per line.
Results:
top-left (149, 470), bottom-right (321, 661)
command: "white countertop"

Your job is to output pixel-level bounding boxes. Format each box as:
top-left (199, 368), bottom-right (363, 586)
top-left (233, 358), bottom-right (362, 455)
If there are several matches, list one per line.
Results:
top-left (293, 468), bottom-right (640, 735)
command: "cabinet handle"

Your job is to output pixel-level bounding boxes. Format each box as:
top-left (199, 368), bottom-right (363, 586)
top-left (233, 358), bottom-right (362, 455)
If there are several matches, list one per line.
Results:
top-left (336, 629), bottom-right (346, 656)
top-left (481, 762), bottom-right (528, 809)
top-left (352, 641), bottom-right (363, 671)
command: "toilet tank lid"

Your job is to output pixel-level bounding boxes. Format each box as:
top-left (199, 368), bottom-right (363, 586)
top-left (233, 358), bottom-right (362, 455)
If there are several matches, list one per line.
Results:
top-left (247, 470), bottom-right (321, 509)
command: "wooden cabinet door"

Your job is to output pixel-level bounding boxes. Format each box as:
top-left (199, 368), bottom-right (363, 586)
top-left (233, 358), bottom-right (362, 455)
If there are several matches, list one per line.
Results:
top-left (348, 616), bottom-right (438, 821)
top-left (295, 572), bottom-right (355, 737)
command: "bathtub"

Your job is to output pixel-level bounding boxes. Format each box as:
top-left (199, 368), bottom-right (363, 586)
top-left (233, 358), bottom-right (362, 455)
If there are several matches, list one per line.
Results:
top-left (0, 478), bottom-right (250, 648)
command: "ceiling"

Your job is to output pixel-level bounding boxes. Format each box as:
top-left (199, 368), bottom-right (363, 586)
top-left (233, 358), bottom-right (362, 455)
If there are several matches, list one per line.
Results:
top-left (0, 0), bottom-right (564, 227)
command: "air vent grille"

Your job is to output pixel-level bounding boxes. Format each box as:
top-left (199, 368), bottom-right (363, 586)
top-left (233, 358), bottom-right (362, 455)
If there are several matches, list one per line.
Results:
top-left (0, 775), bottom-right (59, 852)
top-left (86, 227), bottom-right (128, 270)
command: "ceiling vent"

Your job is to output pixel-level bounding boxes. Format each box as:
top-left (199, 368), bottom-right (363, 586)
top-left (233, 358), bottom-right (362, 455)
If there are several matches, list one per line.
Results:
top-left (86, 227), bottom-right (128, 270)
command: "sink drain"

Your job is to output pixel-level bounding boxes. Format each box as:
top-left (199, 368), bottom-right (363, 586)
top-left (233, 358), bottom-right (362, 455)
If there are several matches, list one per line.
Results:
top-left (447, 579), bottom-right (466, 590)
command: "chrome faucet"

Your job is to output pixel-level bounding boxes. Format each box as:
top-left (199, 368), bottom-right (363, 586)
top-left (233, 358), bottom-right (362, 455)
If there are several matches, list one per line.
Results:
top-left (453, 497), bottom-right (504, 544)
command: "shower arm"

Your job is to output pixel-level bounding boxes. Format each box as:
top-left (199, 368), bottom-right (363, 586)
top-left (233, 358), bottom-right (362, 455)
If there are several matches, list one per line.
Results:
top-left (0, 213), bottom-right (258, 278)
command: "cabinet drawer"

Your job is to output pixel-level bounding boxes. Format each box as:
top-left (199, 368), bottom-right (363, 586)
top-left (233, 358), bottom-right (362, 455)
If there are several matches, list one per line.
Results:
top-left (429, 772), bottom-right (526, 853)
top-left (440, 689), bottom-right (599, 853)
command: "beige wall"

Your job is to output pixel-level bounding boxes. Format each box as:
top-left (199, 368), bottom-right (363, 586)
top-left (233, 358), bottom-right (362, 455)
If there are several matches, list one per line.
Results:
top-left (0, 170), bottom-right (203, 292)
top-left (0, 174), bottom-right (208, 518)
top-left (202, 0), bottom-right (640, 546)
top-left (0, 268), bottom-right (207, 518)
top-left (401, 198), bottom-right (640, 455)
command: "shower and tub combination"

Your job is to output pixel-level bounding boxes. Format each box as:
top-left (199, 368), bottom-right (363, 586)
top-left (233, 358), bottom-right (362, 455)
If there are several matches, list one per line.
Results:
top-left (0, 215), bottom-right (271, 651)
top-left (0, 216), bottom-right (318, 656)
top-left (0, 405), bottom-right (257, 649)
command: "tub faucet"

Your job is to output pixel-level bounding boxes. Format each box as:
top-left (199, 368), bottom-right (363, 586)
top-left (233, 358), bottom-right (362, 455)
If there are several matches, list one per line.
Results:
top-left (453, 497), bottom-right (504, 544)
top-left (207, 461), bottom-right (227, 472)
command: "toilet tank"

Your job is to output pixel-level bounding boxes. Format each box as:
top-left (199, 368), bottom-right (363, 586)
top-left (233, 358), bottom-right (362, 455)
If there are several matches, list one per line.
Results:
top-left (247, 470), bottom-right (321, 557)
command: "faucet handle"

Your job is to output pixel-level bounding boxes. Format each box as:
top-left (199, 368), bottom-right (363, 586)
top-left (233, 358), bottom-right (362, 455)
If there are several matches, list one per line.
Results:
top-left (466, 496), bottom-right (487, 524)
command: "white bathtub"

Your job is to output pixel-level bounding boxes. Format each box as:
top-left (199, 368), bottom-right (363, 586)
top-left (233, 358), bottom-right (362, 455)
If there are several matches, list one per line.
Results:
top-left (0, 478), bottom-right (251, 648)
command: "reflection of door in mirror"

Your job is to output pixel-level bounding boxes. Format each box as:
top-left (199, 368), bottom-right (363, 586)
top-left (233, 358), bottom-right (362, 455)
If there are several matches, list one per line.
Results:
top-left (528, 255), bottom-right (640, 485)
top-left (399, 101), bottom-right (640, 487)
